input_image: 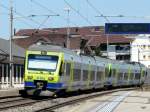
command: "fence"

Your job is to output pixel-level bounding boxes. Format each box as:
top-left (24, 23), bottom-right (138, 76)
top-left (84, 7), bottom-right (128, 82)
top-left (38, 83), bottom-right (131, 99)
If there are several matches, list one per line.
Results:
top-left (0, 63), bottom-right (24, 89)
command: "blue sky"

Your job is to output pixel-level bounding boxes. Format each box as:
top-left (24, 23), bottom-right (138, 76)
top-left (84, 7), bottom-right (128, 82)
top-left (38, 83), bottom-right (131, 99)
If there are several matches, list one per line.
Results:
top-left (1, 0), bottom-right (150, 39)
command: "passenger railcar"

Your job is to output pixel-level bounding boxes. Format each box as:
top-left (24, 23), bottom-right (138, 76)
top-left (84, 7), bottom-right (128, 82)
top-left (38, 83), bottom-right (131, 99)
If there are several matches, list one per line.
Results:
top-left (23, 45), bottom-right (147, 96)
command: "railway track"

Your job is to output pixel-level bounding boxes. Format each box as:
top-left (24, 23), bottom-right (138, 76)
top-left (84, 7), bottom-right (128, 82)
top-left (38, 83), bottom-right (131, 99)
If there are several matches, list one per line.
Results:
top-left (35, 87), bottom-right (138, 112)
top-left (0, 96), bottom-right (52, 111)
top-left (0, 87), bottom-right (139, 111)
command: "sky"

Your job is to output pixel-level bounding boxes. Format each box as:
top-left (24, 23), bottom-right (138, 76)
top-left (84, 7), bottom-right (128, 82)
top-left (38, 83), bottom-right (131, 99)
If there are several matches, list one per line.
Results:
top-left (1, 0), bottom-right (150, 39)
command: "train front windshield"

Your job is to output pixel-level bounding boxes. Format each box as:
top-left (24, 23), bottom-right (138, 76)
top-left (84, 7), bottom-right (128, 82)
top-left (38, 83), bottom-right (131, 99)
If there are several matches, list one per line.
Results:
top-left (27, 54), bottom-right (58, 72)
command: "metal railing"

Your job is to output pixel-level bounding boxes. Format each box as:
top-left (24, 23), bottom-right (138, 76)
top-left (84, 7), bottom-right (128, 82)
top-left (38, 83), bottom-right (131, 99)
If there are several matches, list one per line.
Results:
top-left (0, 63), bottom-right (24, 89)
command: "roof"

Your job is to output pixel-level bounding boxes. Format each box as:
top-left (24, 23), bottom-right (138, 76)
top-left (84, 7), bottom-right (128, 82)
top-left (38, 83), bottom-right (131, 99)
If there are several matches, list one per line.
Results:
top-left (13, 34), bottom-right (66, 49)
top-left (86, 35), bottom-right (133, 46)
top-left (14, 26), bottom-right (133, 49)
top-left (0, 38), bottom-right (25, 57)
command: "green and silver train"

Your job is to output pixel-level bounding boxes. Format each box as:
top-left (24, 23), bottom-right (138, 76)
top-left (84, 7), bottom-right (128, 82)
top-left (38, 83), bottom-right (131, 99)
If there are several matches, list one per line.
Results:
top-left (23, 45), bottom-right (147, 96)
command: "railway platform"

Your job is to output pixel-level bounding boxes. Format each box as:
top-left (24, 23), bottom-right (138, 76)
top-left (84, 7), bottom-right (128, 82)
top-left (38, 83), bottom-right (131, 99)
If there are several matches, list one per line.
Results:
top-left (114, 90), bottom-right (150, 112)
top-left (53, 89), bottom-right (150, 112)
top-left (0, 88), bottom-right (21, 98)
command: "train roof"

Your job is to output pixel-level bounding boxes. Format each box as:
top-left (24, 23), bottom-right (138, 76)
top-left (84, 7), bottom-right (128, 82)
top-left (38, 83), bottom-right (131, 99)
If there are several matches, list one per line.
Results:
top-left (28, 45), bottom-right (147, 68)
top-left (28, 44), bottom-right (77, 55)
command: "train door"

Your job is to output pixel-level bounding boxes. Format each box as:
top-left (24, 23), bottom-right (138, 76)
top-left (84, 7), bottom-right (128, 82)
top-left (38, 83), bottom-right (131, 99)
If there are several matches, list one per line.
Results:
top-left (65, 57), bottom-right (74, 91)
top-left (140, 69), bottom-right (147, 85)
top-left (112, 67), bottom-right (118, 87)
top-left (104, 64), bottom-right (112, 86)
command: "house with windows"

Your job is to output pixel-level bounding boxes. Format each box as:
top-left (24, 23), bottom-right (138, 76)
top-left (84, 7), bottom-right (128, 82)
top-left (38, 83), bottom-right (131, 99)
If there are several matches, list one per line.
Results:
top-left (131, 34), bottom-right (150, 68)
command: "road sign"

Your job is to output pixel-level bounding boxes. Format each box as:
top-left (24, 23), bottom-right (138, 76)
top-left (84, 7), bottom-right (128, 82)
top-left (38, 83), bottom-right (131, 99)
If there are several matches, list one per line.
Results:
top-left (105, 23), bottom-right (150, 34)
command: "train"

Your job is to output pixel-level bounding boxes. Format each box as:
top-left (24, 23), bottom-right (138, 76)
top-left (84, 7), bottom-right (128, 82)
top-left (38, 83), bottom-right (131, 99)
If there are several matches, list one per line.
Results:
top-left (22, 44), bottom-right (147, 96)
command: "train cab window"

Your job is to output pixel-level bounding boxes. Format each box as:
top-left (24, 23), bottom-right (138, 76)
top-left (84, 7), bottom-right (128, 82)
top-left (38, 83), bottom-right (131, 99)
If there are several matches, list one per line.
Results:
top-left (28, 54), bottom-right (58, 72)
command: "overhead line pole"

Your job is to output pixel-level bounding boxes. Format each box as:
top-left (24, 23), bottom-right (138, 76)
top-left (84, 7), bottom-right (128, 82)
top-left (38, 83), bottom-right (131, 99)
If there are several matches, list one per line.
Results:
top-left (64, 8), bottom-right (70, 49)
top-left (9, 0), bottom-right (13, 87)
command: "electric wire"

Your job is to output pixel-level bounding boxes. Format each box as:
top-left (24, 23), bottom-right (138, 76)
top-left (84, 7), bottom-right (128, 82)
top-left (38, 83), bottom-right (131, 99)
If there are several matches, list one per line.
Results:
top-left (31, 0), bottom-right (78, 27)
top-left (30, 0), bottom-right (58, 15)
top-left (64, 0), bottom-right (93, 25)
top-left (86, 0), bottom-right (110, 23)
top-left (0, 5), bottom-right (33, 27)
top-left (34, 15), bottom-right (51, 33)
top-left (0, 3), bottom-right (48, 28)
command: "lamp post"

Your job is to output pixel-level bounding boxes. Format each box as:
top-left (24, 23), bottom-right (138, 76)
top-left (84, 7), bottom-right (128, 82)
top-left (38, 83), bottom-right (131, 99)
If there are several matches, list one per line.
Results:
top-left (64, 7), bottom-right (71, 49)
top-left (9, 0), bottom-right (13, 87)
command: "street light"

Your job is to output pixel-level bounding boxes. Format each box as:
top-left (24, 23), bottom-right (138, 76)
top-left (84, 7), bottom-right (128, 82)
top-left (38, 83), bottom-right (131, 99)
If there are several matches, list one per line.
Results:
top-left (64, 7), bottom-right (71, 49)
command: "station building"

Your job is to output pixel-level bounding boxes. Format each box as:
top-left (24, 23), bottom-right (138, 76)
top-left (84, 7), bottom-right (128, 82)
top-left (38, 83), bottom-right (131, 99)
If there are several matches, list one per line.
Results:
top-left (0, 38), bottom-right (25, 89)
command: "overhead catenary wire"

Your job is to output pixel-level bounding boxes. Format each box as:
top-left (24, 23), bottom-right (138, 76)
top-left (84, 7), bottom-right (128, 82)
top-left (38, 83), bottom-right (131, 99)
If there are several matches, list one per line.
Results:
top-left (64, 0), bottom-right (93, 26)
top-left (33, 15), bottom-right (52, 33)
top-left (31, 0), bottom-right (78, 27)
top-left (30, 0), bottom-right (58, 15)
top-left (86, 0), bottom-right (110, 57)
top-left (0, 4), bottom-right (34, 27)
top-left (86, 0), bottom-right (110, 23)
top-left (0, 3), bottom-right (48, 28)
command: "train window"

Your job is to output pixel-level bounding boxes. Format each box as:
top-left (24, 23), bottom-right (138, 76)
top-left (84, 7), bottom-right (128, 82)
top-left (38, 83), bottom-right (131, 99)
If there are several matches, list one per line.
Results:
top-left (96, 71), bottom-right (103, 81)
top-left (135, 73), bottom-right (140, 79)
top-left (130, 73), bottom-right (134, 80)
top-left (124, 73), bottom-right (128, 80)
top-left (28, 54), bottom-right (58, 72)
top-left (118, 72), bottom-right (123, 80)
top-left (112, 69), bottom-right (116, 77)
top-left (66, 63), bottom-right (71, 76)
top-left (91, 71), bottom-right (95, 81)
top-left (83, 70), bottom-right (88, 81)
top-left (73, 69), bottom-right (81, 81)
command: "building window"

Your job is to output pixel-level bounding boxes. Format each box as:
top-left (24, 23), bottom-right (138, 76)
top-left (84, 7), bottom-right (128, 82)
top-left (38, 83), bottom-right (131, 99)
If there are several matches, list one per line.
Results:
top-left (116, 55), bottom-right (130, 61)
top-left (143, 45), bottom-right (146, 49)
top-left (149, 55), bottom-right (150, 60)
top-left (93, 27), bottom-right (101, 32)
top-left (143, 55), bottom-right (146, 59)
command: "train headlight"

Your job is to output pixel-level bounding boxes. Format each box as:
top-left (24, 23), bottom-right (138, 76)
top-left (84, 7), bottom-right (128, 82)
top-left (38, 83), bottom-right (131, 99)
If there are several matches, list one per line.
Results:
top-left (27, 76), bottom-right (33, 80)
top-left (48, 77), bottom-right (54, 81)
